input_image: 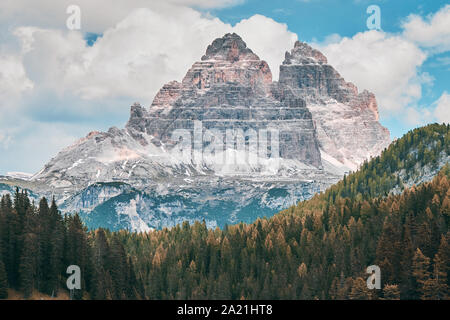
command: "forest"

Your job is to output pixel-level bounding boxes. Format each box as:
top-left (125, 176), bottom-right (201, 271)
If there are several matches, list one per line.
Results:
top-left (0, 124), bottom-right (449, 300)
top-left (118, 166), bottom-right (449, 299)
top-left (0, 191), bottom-right (144, 299)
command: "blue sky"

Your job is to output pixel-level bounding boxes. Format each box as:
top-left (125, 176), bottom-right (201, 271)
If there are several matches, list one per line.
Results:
top-left (0, 0), bottom-right (448, 174)
top-left (214, 0), bottom-right (445, 37)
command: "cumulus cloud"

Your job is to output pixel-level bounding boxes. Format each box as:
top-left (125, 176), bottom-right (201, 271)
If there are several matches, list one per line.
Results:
top-left (0, 54), bottom-right (33, 109)
top-left (317, 30), bottom-right (427, 116)
top-left (14, 8), bottom-right (228, 104)
top-left (403, 107), bottom-right (433, 126)
top-left (433, 92), bottom-right (450, 124)
top-left (311, 4), bottom-right (450, 121)
top-left (233, 15), bottom-right (297, 79)
top-left (0, 0), bottom-right (243, 33)
top-left (402, 4), bottom-right (450, 53)
top-left (12, 9), bottom-right (297, 106)
top-left (0, 119), bottom-right (91, 175)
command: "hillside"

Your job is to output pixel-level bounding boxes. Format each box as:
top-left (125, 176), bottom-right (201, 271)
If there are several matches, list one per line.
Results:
top-left (117, 164), bottom-right (449, 300)
top-left (116, 124), bottom-right (449, 299)
top-left (290, 123), bottom-right (449, 213)
top-left (0, 124), bottom-right (448, 300)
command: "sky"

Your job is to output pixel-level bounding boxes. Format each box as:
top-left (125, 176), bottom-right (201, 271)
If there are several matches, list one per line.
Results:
top-left (0, 0), bottom-right (449, 175)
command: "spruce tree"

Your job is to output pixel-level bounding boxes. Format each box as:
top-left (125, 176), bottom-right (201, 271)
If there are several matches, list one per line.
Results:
top-left (0, 259), bottom-right (8, 299)
top-left (412, 248), bottom-right (431, 299)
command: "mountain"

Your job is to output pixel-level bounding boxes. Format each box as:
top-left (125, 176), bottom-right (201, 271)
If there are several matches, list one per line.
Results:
top-left (3, 33), bottom-right (391, 231)
top-left (279, 41), bottom-right (389, 169)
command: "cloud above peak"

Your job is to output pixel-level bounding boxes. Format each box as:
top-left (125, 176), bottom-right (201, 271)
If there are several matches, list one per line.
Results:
top-left (318, 30), bottom-right (427, 116)
top-left (402, 4), bottom-right (450, 53)
top-left (11, 9), bottom-right (297, 106)
top-left (313, 4), bottom-right (450, 127)
top-left (0, 0), bottom-right (244, 33)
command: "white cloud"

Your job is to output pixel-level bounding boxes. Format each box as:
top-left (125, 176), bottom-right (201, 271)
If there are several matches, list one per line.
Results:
top-left (0, 54), bottom-right (33, 109)
top-left (0, 0), bottom-right (243, 34)
top-left (233, 15), bottom-right (297, 80)
top-left (311, 5), bottom-right (450, 122)
top-left (14, 8), bottom-right (228, 104)
top-left (404, 107), bottom-right (433, 126)
top-left (0, 119), bottom-right (89, 174)
top-left (402, 4), bottom-right (450, 53)
top-left (433, 92), bottom-right (450, 124)
top-left (317, 30), bottom-right (427, 116)
top-left (12, 9), bottom-right (296, 106)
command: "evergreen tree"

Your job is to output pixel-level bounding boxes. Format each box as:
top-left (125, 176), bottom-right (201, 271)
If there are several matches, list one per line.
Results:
top-left (412, 248), bottom-right (431, 299)
top-left (0, 259), bottom-right (8, 299)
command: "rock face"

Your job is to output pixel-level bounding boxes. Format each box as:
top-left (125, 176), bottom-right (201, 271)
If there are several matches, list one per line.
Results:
top-left (279, 41), bottom-right (390, 169)
top-left (28, 33), bottom-right (390, 231)
top-left (60, 179), bottom-right (327, 232)
top-left (128, 33), bottom-right (322, 170)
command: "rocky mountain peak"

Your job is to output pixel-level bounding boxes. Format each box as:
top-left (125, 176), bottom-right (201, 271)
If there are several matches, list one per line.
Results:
top-left (33, 33), bottom-right (390, 194)
top-left (201, 33), bottom-right (260, 62)
top-left (147, 33), bottom-right (273, 110)
top-left (284, 41), bottom-right (328, 65)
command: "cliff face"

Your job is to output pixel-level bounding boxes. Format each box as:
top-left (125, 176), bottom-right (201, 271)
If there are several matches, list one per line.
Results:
top-left (28, 33), bottom-right (391, 231)
top-left (279, 41), bottom-right (390, 169)
top-left (127, 33), bottom-right (322, 169)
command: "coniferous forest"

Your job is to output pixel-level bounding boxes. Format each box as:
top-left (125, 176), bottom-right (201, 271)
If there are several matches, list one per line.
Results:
top-left (0, 191), bottom-right (144, 299)
top-left (0, 124), bottom-right (449, 300)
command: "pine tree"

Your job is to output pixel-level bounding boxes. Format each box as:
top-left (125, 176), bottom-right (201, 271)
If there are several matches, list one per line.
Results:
top-left (436, 233), bottom-right (450, 289)
top-left (420, 254), bottom-right (449, 300)
top-left (47, 198), bottom-right (64, 296)
top-left (64, 214), bottom-right (89, 299)
top-left (109, 235), bottom-right (128, 299)
top-left (19, 233), bottom-right (38, 298)
top-left (412, 248), bottom-right (431, 299)
top-left (0, 259), bottom-right (8, 299)
top-left (400, 221), bottom-right (415, 299)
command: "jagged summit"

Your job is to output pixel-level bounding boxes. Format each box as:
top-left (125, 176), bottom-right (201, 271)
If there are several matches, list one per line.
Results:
top-left (148, 33), bottom-right (273, 112)
top-left (201, 33), bottom-right (260, 62)
top-left (284, 41), bottom-right (328, 65)
top-left (34, 34), bottom-right (391, 190)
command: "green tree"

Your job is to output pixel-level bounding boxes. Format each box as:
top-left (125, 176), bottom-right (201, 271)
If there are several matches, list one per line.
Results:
top-left (0, 259), bottom-right (8, 299)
